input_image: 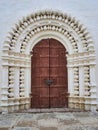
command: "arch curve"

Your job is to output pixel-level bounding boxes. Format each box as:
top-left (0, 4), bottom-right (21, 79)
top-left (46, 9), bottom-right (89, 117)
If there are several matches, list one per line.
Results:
top-left (3, 10), bottom-right (94, 53)
top-left (26, 30), bottom-right (73, 54)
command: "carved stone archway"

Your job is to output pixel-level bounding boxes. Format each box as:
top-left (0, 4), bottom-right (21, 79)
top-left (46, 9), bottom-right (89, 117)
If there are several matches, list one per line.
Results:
top-left (1, 10), bottom-right (97, 112)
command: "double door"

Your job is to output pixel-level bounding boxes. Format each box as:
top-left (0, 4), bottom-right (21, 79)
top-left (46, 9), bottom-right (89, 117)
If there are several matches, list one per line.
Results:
top-left (31, 39), bottom-right (68, 108)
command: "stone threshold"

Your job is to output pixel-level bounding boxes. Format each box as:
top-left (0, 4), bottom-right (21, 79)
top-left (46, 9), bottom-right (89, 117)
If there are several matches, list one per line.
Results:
top-left (14, 108), bottom-right (87, 113)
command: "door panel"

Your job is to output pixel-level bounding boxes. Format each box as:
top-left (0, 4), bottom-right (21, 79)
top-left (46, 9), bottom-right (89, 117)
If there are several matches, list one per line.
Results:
top-left (49, 39), bottom-right (68, 108)
top-left (31, 39), bottom-right (49, 108)
top-left (40, 58), bottom-right (49, 67)
top-left (31, 38), bottom-right (68, 108)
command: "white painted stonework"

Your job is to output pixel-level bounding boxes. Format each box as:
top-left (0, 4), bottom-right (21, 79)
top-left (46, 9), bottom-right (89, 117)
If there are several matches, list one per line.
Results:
top-left (0, 0), bottom-right (98, 112)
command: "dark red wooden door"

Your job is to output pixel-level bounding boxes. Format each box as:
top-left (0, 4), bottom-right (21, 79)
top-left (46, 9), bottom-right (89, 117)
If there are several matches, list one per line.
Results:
top-left (31, 39), bottom-right (68, 108)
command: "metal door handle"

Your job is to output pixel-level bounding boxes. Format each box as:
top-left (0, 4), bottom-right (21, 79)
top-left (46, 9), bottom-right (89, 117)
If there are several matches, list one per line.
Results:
top-left (45, 79), bottom-right (53, 86)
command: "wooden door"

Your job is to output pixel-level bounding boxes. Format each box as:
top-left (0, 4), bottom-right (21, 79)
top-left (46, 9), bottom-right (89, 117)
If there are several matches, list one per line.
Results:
top-left (31, 39), bottom-right (68, 108)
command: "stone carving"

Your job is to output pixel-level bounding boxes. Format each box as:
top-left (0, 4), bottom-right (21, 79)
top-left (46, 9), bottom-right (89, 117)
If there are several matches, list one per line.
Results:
top-left (1, 10), bottom-right (96, 112)
top-left (19, 67), bottom-right (25, 97)
top-left (3, 10), bottom-right (94, 53)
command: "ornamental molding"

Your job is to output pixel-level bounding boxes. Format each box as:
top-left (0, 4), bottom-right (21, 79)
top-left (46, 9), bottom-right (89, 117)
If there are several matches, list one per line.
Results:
top-left (3, 10), bottom-right (95, 55)
top-left (2, 51), bottom-right (31, 67)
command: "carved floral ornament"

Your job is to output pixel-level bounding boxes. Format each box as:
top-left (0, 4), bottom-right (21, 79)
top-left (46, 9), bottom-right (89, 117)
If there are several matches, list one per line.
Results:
top-left (3, 10), bottom-right (95, 55)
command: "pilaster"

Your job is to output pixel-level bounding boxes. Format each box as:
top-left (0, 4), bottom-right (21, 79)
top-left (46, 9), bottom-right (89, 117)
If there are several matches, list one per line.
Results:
top-left (24, 67), bottom-right (31, 109)
top-left (89, 64), bottom-right (97, 111)
top-left (68, 66), bottom-right (74, 96)
top-left (14, 67), bottom-right (20, 110)
top-left (79, 66), bottom-right (84, 96)
top-left (1, 66), bottom-right (9, 112)
top-left (25, 67), bottom-right (31, 97)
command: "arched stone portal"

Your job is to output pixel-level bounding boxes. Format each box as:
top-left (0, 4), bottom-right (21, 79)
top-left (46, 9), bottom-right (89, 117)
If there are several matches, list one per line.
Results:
top-left (1, 10), bottom-right (97, 112)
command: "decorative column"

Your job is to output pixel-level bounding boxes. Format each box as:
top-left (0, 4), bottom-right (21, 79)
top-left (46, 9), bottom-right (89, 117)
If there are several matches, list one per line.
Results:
top-left (89, 64), bottom-right (97, 111)
top-left (68, 66), bottom-right (74, 95)
top-left (25, 67), bottom-right (31, 97)
top-left (1, 66), bottom-right (9, 112)
top-left (24, 67), bottom-right (31, 109)
top-left (74, 67), bottom-right (79, 96)
top-left (19, 67), bottom-right (25, 110)
top-left (84, 66), bottom-right (91, 110)
top-left (79, 66), bottom-right (84, 110)
top-left (67, 66), bottom-right (74, 108)
top-left (79, 66), bottom-right (84, 96)
top-left (73, 67), bottom-right (79, 109)
top-left (19, 67), bottom-right (25, 97)
top-left (8, 66), bottom-right (15, 112)
top-left (14, 67), bottom-right (20, 111)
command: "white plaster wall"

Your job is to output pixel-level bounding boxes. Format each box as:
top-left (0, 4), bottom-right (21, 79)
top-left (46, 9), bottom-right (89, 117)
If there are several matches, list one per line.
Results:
top-left (0, 0), bottom-right (98, 100)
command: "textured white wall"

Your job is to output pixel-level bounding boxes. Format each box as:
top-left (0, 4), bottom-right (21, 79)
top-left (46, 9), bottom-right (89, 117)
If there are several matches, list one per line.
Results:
top-left (0, 0), bottom-right (98, 89)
